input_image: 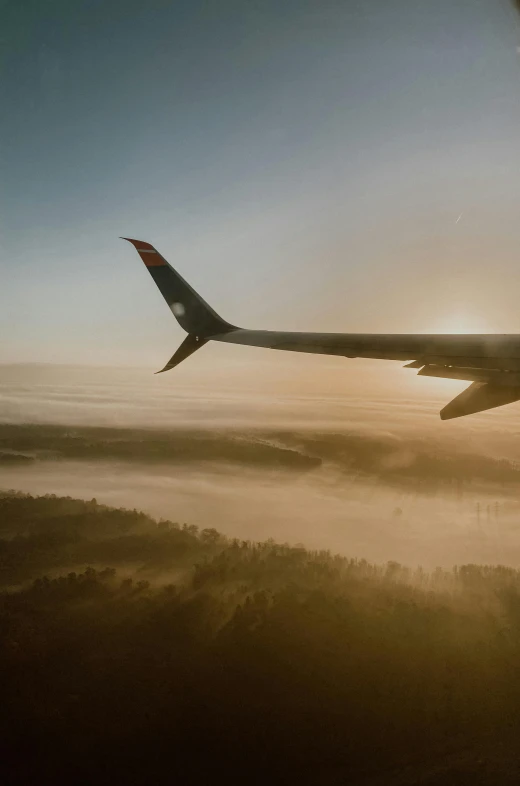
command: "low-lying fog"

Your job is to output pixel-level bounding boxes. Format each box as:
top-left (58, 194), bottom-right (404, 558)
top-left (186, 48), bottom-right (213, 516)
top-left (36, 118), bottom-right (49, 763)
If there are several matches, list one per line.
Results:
top-left (2, 361), bottom-right (520, 568)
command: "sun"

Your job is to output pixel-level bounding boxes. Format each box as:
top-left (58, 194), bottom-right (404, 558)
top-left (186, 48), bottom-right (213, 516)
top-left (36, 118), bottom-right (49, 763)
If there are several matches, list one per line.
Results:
top-left (429, 314), bottom-right (493, 335)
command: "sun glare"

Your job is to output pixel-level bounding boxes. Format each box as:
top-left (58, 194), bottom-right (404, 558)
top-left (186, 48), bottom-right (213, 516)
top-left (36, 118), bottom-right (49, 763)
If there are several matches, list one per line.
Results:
top-left (429, 315), bottom-right (493, 335)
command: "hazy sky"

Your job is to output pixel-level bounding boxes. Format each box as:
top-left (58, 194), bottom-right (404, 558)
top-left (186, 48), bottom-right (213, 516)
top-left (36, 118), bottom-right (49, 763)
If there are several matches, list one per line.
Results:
top-left (2, 0), bottom-right (520, 369)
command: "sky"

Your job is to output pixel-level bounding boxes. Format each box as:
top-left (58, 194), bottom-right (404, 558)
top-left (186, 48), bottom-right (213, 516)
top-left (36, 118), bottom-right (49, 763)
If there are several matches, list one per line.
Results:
top-left (1, 0), bottom-right (520, 373)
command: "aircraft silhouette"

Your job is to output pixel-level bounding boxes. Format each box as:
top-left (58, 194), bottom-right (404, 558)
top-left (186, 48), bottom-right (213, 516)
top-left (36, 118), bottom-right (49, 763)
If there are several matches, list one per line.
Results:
top-left (123, 238), bottom-right (520, 420)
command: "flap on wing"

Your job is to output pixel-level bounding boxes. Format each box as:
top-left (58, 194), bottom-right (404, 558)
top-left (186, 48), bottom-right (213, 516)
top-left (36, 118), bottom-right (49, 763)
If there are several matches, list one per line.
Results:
top-left (440, 382), bottom-right (520, 420)
top-left (418, 365), bottom-right (520, 385)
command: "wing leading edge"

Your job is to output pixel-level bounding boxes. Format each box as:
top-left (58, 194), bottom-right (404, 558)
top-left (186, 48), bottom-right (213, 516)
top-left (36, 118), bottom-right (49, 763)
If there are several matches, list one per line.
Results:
top-left (123, 238), bottom-right (520, 420)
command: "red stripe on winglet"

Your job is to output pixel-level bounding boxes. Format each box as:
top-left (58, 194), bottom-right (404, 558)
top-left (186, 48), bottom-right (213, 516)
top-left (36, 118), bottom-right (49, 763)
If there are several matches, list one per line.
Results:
top-left (138, 251), bottom-right (166, 267)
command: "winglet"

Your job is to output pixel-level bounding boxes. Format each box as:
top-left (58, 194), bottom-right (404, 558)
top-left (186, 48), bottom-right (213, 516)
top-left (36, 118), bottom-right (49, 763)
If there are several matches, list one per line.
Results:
top-left (121, 237), bottom-right (166, 267)
top-left (122, 238), bottom-right (236, 338)
top-left (155, 334), bottom-right (208, 374)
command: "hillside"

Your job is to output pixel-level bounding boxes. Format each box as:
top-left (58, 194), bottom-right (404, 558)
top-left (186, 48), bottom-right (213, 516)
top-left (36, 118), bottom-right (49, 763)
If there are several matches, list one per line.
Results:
top-left (2, 492), bottom-right (520, 784)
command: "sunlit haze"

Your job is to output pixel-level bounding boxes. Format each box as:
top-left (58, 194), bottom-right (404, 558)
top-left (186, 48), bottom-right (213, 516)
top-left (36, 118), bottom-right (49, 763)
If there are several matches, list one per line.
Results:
top-left (5, 5), bottom-right (520, 782)
top-left (2, 0), bottom-right (520, 374)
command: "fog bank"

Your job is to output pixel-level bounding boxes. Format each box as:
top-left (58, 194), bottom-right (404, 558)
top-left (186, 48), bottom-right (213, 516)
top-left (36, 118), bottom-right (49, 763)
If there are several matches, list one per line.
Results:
top-left (2, 364), bottom-right (520, 568)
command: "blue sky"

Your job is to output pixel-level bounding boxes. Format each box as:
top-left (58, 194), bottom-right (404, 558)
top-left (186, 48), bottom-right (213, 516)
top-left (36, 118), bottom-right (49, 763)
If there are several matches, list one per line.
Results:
top-left (1, 0), bottom-right (520, 369)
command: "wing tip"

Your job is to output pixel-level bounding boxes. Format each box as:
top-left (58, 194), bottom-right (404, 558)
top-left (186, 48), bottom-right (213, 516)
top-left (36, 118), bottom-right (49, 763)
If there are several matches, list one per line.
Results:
top-left (120, 237), bottom-right (156, 251)
top-left (122, 237), bottom-right (166, 267)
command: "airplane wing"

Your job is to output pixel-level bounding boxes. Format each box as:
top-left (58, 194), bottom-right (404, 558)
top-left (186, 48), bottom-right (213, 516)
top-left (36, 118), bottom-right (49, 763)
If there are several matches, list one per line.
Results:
top-left (123, 238), bottom-right (520, 420)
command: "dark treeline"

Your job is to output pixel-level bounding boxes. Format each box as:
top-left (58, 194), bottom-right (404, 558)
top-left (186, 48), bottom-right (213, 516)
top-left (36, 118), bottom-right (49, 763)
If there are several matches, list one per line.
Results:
top-left (0, 423), bottom-right (320, 471)
top-left (0, 490), bottom-right (215, 587)
top-left (2, 422), bottom-right (520, 494)
top-left (3, 493), bottom-right (520, 784)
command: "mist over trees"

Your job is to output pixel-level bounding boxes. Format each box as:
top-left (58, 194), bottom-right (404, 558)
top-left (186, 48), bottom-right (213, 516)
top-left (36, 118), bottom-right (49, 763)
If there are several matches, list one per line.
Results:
top-left (3, 422), bottom-right (520, 494)
top-left (2, 492), bottom-right (520, 784)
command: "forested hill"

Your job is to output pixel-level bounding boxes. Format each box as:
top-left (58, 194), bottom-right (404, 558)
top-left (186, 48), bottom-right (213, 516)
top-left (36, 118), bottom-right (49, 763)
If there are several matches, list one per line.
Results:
top-left (3, 492), bottom-right (520, 784)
